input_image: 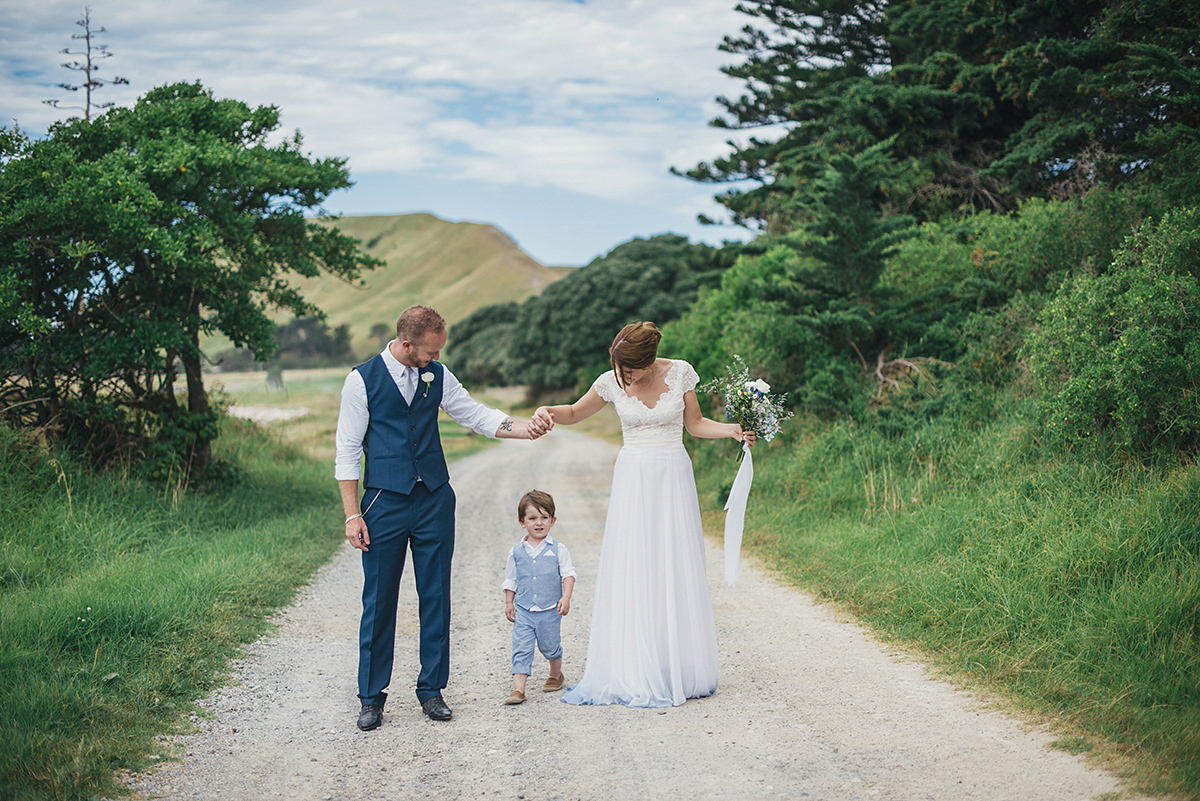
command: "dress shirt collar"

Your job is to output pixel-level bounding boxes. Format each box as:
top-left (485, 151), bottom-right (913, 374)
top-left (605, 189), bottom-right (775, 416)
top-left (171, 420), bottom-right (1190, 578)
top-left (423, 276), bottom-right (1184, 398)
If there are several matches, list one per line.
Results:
top-left (382, 341), bottom-right (415, 372)
top-left (520, 535), bottom-right (556, 556)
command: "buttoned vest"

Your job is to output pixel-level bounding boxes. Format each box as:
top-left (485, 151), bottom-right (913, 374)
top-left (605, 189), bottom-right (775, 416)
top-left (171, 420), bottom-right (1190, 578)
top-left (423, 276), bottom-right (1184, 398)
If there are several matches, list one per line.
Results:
top-left (357, 355), bottom-right (449, 495)
top-left (512, 541), bottom-right (564, 610)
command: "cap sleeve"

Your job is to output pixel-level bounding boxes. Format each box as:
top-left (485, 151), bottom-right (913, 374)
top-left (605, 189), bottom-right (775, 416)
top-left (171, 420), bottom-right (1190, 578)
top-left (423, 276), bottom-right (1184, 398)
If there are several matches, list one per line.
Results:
top-left (676, 360), bottom-right (699, 393)
top-left (591, 370), bottom-right (619, 403)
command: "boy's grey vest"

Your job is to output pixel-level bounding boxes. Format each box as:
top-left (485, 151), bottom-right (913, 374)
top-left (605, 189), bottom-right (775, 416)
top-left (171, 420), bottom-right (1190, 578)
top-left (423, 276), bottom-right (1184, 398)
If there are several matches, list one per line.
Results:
top-left (356, 356), bottom-right (449, 495)
top-left (512, 541), bottom-right (564, 610)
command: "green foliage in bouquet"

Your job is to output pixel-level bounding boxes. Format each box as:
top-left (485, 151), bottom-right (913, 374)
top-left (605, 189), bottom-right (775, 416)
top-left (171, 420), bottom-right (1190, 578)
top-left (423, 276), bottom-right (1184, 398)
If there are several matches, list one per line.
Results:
top-left (699, 355), bottom-right (794, 441)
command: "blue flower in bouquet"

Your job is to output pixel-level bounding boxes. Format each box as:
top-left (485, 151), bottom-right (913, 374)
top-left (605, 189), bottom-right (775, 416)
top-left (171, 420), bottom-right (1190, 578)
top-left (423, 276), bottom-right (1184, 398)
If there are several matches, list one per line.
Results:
top-left (700, 355), bottom-right (793, 442)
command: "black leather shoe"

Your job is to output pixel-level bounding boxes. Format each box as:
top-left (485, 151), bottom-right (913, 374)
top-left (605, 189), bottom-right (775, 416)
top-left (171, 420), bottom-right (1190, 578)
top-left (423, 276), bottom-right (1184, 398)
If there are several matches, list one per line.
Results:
top-left (357, 704), bottom-right (383, 731)
top-left (421, 695), bottom-right (452, 721)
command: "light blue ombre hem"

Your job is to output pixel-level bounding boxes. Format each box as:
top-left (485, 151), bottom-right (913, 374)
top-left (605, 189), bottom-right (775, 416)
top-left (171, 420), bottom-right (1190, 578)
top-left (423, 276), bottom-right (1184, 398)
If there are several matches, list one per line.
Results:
top-left (560, 681), bottom-right (716, 708)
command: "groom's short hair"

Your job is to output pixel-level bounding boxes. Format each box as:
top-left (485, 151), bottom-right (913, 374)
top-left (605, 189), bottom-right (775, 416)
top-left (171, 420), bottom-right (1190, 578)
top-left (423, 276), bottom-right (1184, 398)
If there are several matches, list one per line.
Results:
top-left (396, 306), bottom-right (446, 344)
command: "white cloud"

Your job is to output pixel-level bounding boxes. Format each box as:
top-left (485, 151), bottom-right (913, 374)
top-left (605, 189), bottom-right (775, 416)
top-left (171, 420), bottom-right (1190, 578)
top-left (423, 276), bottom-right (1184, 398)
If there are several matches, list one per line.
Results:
top-left (1, 0), bottom-right (765, 262)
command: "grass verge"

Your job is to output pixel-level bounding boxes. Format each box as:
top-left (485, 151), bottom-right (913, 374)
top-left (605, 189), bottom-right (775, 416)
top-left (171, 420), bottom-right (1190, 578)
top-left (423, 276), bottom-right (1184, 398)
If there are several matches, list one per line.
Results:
top-left (0, 418), bottom-right (343, 801)
top-left (1, 368), bottom-right (537, 800)
top-left (693, 401), bottom-right (1200, 799)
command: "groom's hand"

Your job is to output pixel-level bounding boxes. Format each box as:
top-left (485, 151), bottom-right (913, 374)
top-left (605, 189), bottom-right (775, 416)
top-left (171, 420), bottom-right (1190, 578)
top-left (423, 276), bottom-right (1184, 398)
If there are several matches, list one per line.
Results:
top-left (346, 518), bottom-right (370, 552)
top-left (530, 406), bottom-right (555, 437)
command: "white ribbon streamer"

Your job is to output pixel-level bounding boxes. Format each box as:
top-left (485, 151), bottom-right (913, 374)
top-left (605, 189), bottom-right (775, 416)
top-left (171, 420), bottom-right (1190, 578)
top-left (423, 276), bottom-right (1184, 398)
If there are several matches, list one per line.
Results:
top-left (723, 441), bottom-right (754, 586)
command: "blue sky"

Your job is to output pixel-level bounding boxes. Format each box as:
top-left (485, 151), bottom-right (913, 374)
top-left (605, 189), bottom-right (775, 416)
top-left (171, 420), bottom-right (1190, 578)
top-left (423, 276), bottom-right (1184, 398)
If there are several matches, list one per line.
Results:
top-left (0, 0), bottom-right (767, 266)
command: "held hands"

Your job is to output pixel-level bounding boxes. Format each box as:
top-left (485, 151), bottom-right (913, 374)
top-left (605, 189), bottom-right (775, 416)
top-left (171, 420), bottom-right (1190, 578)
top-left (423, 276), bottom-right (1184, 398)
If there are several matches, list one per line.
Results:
top-left (528, 406), bottom-right (555, 439)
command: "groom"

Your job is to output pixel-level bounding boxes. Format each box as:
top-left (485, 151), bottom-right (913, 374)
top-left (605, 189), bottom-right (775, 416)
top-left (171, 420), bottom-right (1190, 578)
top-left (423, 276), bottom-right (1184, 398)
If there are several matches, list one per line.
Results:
top-left (336, 305), bottom-right (552, 730)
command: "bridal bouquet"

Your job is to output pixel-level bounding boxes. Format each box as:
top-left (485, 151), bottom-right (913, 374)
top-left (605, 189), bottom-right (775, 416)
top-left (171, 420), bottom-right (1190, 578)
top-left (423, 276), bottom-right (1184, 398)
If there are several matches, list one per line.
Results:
top-left (700, 356), bottom-right (794, 587)
top-left (700, 355), bottom-right (792, 442)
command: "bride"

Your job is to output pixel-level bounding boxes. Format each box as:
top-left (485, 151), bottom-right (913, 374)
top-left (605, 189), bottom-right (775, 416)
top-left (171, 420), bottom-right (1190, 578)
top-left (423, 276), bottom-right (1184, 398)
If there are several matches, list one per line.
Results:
top-left (536, 322), bottom-right (754, 707)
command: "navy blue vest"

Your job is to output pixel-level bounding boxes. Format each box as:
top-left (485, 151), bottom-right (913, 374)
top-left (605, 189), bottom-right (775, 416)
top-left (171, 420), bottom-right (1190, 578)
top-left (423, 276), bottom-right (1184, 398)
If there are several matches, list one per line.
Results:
top-left (356, 355), bottom-right (449, 495)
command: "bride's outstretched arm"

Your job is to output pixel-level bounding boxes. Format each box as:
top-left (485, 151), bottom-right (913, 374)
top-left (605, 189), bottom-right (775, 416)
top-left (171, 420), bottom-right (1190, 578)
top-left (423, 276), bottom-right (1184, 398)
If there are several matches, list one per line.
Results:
top-left (683, 391), bottom-right (756, 446)
top-left (535, 387), bottom-right (607, 427)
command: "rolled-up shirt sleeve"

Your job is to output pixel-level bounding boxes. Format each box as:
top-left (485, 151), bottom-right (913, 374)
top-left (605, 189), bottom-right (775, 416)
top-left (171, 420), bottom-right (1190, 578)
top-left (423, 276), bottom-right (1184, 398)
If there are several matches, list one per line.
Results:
top-left (334, 369), bottom-right (369, 481)
top-left (440, 365), bottom-right (509, 437)
top-left (502, 549), bottom-right (518, 593)
top-left (556, 542), bottom-right (577, 580)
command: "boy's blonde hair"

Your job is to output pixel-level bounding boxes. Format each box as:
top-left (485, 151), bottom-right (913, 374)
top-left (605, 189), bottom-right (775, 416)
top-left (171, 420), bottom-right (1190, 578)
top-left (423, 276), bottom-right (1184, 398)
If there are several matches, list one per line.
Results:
top-left (518, 489), bottom-right (555, 520)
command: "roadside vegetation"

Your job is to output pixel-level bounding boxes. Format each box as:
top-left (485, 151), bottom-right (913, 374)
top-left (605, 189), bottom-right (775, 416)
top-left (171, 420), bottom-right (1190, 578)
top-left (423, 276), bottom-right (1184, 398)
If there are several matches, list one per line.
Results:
top-left (3, 1), bottom-right (1197, 798)
top-left (0, 418), bottom-right (342, 801)
top-left (691, 399), bottom-right (1200, 796)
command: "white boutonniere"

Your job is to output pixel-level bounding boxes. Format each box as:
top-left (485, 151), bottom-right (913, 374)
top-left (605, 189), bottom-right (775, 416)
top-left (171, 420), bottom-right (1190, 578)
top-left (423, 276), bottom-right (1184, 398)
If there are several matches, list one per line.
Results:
top-left (421, 371), bottom-right (435, 397)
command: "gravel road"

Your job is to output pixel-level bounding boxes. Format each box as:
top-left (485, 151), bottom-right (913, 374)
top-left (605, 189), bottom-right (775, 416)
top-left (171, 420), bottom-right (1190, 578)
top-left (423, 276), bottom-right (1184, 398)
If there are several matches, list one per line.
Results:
top-left (120, 428), bottom-right (1140, 801)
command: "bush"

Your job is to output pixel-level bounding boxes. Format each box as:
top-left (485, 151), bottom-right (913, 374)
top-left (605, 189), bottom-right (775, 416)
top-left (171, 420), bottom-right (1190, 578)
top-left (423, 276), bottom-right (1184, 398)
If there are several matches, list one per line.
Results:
top-left (883, 187), bottom-right (1156, 300)
top-left (1025, 208), bottom-right (1200, 455)
top-left (443, 302), bottom-right (518, 386)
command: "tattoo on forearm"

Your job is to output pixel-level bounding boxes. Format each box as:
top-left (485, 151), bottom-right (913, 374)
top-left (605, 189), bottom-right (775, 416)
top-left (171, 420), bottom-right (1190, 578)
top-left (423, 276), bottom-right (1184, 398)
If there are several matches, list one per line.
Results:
top-left (500, 419), bottom-right (513, 432)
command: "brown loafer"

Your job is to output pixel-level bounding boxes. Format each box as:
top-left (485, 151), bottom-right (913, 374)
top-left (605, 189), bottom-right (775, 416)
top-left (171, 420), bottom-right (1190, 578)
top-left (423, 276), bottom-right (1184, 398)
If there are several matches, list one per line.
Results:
top-left (542, 674), bottom-right (565, 692)
top-left (504, 690), bottom-right (526, 705)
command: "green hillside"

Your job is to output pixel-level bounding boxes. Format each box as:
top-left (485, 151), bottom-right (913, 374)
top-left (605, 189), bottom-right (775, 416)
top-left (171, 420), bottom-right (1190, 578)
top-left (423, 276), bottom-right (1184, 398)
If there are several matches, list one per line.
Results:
top-left (217, 213), bottom-right (570, 362)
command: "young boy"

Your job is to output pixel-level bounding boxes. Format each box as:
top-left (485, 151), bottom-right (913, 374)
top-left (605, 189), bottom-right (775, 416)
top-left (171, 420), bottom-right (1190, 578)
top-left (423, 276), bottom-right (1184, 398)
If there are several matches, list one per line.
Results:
top-left (502, 490), bottom-right (576, 705)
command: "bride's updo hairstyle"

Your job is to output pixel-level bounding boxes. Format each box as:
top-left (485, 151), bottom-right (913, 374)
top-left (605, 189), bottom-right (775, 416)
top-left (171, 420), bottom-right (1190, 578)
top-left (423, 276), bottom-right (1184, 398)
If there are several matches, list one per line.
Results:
top-left (609, 321), bottom-right (661, 389)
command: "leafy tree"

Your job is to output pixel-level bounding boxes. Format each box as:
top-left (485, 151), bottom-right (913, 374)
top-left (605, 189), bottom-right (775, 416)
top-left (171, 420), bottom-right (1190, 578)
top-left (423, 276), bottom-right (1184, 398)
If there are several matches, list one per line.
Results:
top-left (685, 0), bottom-right (1200, 233)
top-left (663, 243), bottom-right (961, 421)
top-left (270, 317), bottom-right (354, 368)
top-left (0, 82), bottom-right (380, 475)
top-left (369, 322), bottom-right (392, 350)
top-left (508, 235), bottom-right (733, 393)
top-left (43, 6), bottom-right (129, 121)
top-left (444, 302), bottom-right (519, 386)
top-left (447, 235), bottom-right (732, 393)
top-left (665, 0), bottom-right (1197, 430)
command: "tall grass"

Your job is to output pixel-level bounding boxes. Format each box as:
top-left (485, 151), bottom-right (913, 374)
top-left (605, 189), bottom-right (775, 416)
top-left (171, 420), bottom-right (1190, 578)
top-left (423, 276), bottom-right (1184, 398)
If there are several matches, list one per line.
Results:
top-left (0, 365), bottom-right (520, 801)
top-left (0, 418), bottom-right (343, 801)
top-left (694, 399), bottom-right (1200, 798)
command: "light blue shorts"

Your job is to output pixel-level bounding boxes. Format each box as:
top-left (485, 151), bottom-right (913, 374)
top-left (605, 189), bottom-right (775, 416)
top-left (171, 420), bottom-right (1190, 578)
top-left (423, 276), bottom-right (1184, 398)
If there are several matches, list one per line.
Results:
top-left (511, 605), bottom-right (562, 676)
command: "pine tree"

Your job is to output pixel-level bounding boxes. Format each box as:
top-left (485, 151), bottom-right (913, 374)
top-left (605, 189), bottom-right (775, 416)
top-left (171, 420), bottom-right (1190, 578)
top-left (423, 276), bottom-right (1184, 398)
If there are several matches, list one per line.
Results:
top-left (684, 0), bottom-right (1200, 235)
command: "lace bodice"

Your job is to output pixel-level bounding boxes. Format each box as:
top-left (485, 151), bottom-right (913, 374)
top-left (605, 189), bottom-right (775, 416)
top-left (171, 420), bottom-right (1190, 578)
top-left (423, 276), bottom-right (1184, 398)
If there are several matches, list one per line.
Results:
top-left (592, 360), bottom-right (699, 447)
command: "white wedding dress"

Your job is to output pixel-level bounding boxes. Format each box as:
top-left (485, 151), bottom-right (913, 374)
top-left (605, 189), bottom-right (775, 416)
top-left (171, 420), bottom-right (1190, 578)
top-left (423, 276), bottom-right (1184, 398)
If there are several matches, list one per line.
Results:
top-left (561, 359), bottom-right (719, 707)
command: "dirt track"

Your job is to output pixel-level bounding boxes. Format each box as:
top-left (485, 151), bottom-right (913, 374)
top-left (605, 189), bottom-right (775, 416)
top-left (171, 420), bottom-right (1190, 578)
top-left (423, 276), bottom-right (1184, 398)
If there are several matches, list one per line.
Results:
top-left (121, 428), bottom-right (1139, 800)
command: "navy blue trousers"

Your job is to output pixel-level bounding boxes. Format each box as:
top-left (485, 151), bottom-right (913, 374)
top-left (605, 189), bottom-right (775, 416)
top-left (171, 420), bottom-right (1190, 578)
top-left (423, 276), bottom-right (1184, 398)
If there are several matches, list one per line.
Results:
top-left (357, 482), bottom-right (456, 707)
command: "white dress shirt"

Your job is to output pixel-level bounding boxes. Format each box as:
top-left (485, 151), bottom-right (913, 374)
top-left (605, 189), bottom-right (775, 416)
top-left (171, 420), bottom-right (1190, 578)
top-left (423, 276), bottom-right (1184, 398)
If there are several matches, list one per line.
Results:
top-left (501, 536), bottom-right (577, 612)
top-left (334, 343), bottom-right (509, 481)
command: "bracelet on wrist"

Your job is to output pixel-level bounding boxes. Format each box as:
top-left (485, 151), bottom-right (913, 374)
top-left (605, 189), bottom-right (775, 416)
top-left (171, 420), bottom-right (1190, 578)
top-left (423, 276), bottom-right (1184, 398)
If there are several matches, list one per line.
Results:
top-left (345, 513), bottom-right (363, 524)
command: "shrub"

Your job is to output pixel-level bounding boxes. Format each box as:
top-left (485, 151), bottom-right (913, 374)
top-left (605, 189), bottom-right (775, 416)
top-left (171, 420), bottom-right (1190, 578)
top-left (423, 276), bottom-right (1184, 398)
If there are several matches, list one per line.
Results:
top-left (1025, 208), bottom-right (1200, 455)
